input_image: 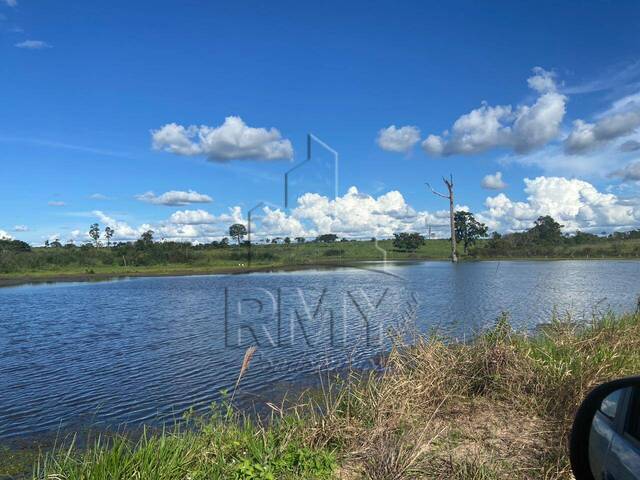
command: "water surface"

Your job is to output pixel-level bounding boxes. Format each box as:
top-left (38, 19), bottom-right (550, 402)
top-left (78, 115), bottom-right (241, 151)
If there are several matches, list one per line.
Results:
top-left (1, 260), bottom-right (639, 441)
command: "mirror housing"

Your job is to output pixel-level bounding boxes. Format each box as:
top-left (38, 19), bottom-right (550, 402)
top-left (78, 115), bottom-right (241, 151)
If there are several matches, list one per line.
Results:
top-left (570, 375), bottom-right (640, 480)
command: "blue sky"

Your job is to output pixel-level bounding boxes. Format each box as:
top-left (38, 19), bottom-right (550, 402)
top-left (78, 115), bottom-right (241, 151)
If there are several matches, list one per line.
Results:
top-left (2, 0), bottom-right (640, 244)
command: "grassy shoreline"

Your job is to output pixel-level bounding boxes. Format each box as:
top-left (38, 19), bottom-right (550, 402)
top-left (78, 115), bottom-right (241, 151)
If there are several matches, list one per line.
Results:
top-left (4, 309), bottom-right (640, 479)
top-left (0, 239), bottom-right (453, 288)
top-left (0, 259), bottom-right (444, 289)
top-left (3, 251), bottom-right (640, 289)
top-left (3, 236), bottom-right (640, 289)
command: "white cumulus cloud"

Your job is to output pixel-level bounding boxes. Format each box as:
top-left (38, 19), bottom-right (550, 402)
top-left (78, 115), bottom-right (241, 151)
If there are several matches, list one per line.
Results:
top-left (13, 225), bottom-right (28, 232)
top-left (376, 125), bottom-right (421, 153)
top-left (169, 209), bottom-right (216, 225)
top-left (93, 211), bottom-right (152, 242)
top-left (80, 178), bottom-right (640, 245)
top-left (564, 108), bottom-right (640, 155)
top-left (507, 89), bottom-right (640, 177)
top-left (422, 67), bottom-right (566, 156)
top-left (289, 186), bottom-right (449, 239)
top-left (151, 116), bottom-right (293, 162)
top-left (478, 176), bottom-right (639, 233)
top-left (15, 40), bottom-right (52, 49)
top-left (136, 190), bottom-right (213, 206)
top-left (48, 201), bottom-right (66, 207)
top-left (0, 230), bottom-right (12, 240)
top-left (481, 172), bottom-right (507, 190)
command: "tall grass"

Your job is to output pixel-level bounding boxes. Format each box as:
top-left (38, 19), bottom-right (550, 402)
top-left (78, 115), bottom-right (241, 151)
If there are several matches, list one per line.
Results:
top-left (29, 310), bottom-right (640, 479)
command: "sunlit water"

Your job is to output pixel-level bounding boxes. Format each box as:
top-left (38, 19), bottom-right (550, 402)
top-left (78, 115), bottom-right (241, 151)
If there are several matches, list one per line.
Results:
top-left (1, 260), bottom-right (640, 441)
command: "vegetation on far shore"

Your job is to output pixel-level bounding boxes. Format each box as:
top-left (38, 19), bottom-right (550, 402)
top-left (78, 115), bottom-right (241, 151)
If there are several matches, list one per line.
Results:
top-left (3, 214), bottom-right (640, 283)
top-left (3, 308), bottom-right (639, 479)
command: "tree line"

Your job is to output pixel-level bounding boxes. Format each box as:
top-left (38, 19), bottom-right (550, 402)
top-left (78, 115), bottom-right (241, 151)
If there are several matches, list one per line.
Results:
top-left (3, 213), bottom-right (640, 274)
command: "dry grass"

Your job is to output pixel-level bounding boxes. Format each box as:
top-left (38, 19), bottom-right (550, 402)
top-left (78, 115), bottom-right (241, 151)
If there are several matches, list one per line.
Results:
top-left (287, 310), bottom-right (640, 479)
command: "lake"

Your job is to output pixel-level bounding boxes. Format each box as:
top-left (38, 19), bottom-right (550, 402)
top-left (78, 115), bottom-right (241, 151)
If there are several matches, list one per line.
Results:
top-left (1, 260), bottom-right (640, 442)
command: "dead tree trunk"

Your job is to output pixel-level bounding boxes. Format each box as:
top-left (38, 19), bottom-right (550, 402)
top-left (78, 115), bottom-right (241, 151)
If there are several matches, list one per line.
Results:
top-left (427, 175), bottom-right (458, 263)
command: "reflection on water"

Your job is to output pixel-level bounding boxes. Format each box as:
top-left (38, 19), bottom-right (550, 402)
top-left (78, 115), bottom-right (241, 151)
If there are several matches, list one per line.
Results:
top-left (1, 260), bottom-right (639, 441)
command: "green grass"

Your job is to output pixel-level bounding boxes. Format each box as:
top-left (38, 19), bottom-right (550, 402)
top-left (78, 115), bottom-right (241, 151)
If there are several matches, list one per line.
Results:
top-left (6, 309), bottom-right (640, 479)
top-left (32, 407), bottom-right (336, 480)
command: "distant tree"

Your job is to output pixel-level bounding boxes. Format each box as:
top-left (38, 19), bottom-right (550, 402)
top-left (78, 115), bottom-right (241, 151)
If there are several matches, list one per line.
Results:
top-left (371, 237), bottom-right (376, 242)
top-left (393, 232), bottom-right (425, 251)
top-left (89, 223), bottom-right (101, 247)
top-left (284, 237), bottom-right (291, 245)
top-left (454, 211), bottom-right (489, 254)
top-left (486, 232), bottom-right (503, 249)
top-left (220, 237), bottom-right (229, 247)
top-left (44, 239), bottom-right (50, 248)
top-left (229, 224), bottom-right (247, 245)
top-left (271, 238), bottom-right (279, 244)
top-left (295, 237), bottom-right (306, 244)
top-left (316, 233), bottom-right (338, 243)
top-left (568, 231), bottom-right (600, 245)
top-left (50, 239), bottom-right (63, 248)
top-left (139, 230), bottom-right (154, 246)
top-left (0, 238), bottom-right (31, 253)
top-left (104, 226), bottom-right (114, 247)
top-left (528, 216), bottom-right (563, 245)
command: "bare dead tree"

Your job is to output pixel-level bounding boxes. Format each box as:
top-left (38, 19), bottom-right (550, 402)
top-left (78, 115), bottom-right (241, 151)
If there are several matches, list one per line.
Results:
top-left (426, 175), bottom-right (458, 263)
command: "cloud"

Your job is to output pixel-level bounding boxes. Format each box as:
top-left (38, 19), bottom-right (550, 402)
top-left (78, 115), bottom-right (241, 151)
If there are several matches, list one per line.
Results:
top-left (260, 208), bottom-right (307, 238)
top-left (289, 186), bottom-right (450, 239)
top-left (422, 104), bottom-right (512, 156)
top-left (620, 140), bottom-right (640, 152)
top-left (609, 161), bottom-right (640, 182)
top-left (48, 201), bottom-right (66, 207)
top-left (562, 60), bottom-right (640, 95)
top-left (565, 112), bottom-right (640, 154)
top-left (502, 136), bottom-right (636, 178)
top-left (0, 230), bottom-right (12, 240)
top-left (376, 125), bottom-right (421, 153)
top-left (15, 40), bottom-right (52, 49)
top-left (0, 137), bottom-right (131, 158)
top-left (93, 211), bottom-right (152, 242)
top-left (527, 67), bottom-right (558, 93)
top-left (478, 176), bottom-right (639, 233)
top-left (82, 177), bottom-right (640, 244)
top-left (422, 67), bottom-right (566, 156)
top-left (3, 0), bottom-right (17, 7)
top-left (13, 225), bottom-right (28, 232)
top-left (136, 190), bottom-right (213, 206)
top-left (84, 188), bottom-right (454, 244)
top-left (481, 172), bottom-right (507, 190)
top-left (89, 206), bottom-right (244, 243)
top-left (90, 193), bottom-right (110, 200)
top-left (151, 116), bottom-right (293, 162)
top-left (169, 209), bottom-right (216, 225)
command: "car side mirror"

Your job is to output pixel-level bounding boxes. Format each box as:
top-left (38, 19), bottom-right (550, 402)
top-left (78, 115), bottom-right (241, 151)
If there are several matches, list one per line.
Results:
top-left (570, 376), bottom-right (640, 480)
